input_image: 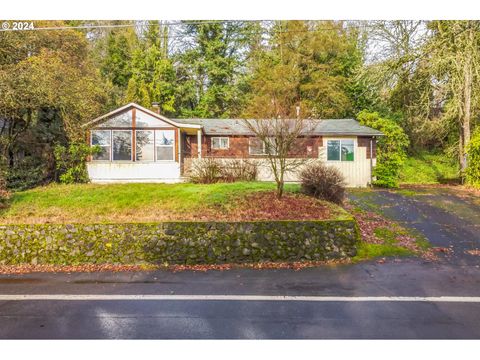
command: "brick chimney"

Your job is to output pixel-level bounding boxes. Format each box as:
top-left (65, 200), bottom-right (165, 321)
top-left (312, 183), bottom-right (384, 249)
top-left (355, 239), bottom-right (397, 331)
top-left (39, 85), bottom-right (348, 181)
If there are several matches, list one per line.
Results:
top-left (152, 102), bottom-right (160, 114)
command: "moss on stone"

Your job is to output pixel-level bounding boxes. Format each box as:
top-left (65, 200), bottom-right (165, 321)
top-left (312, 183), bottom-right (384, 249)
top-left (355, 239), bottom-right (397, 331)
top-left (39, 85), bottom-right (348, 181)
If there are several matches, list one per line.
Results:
top-left (0, 220), bottom-right (360, 265)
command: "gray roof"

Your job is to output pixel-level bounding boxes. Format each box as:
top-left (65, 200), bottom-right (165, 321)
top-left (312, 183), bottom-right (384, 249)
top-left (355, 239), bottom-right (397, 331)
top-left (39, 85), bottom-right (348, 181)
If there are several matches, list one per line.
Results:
top-left (173, 118), bottom-right (383, 136)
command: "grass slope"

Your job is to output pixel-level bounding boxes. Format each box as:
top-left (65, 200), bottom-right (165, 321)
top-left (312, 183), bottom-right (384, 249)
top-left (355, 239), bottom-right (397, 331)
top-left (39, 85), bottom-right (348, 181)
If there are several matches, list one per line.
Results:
top-left (399, 152), bottom-right (459, 185)
top-left (0, 182), bottom-right (347, 224)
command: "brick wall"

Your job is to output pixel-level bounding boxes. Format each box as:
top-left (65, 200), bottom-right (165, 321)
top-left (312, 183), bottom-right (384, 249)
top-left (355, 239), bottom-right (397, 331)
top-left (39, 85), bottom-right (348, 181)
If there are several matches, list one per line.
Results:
top-left (183, 135), bottom-right (323, 159)
top-left (357, 136), bottom-right (377, 159)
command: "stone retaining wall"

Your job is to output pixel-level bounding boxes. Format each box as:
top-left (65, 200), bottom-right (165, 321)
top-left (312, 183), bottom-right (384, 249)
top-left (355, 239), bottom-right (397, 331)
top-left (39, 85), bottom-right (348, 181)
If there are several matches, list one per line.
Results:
top-left (0, 220), bottom-right (360, 265)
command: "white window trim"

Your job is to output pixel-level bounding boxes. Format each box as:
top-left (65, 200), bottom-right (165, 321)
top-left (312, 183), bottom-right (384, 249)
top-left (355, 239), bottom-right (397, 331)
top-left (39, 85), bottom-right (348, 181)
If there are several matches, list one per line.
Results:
top-left (112, 130), bottom-right (133, 162)
top-left (91, 130), bottom-right (112, 162)
top-left (135, 129), bottom-right (155, 162)
top-left (326, 138), bottom-right (356, 162)
top-left (90, 128), bottom-right (176, 163)
top-left (154, 129), bottom-right (175, 162)
top-left (211, 137), bottom-right (230, 150)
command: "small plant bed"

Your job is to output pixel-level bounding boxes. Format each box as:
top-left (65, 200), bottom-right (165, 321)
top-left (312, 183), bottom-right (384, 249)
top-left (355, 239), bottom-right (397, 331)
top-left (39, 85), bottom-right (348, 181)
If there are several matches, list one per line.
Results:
top-left (0, 182), bottom-right (348, 224)
top-left (343, 202), bottom-right (435, 262)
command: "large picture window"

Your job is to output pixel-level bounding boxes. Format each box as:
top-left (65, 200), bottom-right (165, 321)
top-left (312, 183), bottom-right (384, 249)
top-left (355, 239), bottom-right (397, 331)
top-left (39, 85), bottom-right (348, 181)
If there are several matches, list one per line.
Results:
top-left (327, 139), bottom-right (354, 161)
top-left (90, 126), bottom-right (175, 162)
top-left (135, 130), bottom-right (154, 161)
top-left (91, 130), bottom-right (111, 161)
top-left (155, 130), bottom-right (175, 161)
top-left (112, 130), bottom-right (132, 161)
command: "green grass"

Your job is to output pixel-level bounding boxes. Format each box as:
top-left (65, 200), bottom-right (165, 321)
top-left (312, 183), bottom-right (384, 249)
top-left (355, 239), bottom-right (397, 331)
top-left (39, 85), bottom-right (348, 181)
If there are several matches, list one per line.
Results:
top-left (353, 242), bottom-right (414, 261)
top-left (399, 151), bottom-right (460, 185)
top-left (0, 182), bottom-right (302, 224)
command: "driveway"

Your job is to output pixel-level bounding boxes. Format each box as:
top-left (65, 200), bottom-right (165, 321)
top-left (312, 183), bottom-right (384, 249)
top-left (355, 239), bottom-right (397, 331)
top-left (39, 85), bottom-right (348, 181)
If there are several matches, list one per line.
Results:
top-left (348, 186), bottom-right (480, 265)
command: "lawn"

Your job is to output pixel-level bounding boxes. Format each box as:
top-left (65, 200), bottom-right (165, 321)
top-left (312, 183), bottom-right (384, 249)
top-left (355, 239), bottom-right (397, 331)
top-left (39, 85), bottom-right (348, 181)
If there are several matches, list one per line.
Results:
top-left (399, 151), bottom-right (460, 185)
top-left (0, 182), bottom-right (349, 224)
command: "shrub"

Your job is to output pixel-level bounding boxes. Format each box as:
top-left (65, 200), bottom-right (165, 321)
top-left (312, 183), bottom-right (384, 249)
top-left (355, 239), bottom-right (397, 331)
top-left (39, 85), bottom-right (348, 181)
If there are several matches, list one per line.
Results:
top-left (220, 159), bottom-right (258, 182)
top-left (300, 162), bottom-right (346, 204)
top-left (466, 127), bottom-right (480, 188)
top-left (0, 167), bottom-right (11, 208)
top-left (54, 142), bottom-right (100, 184)
top-left (189, 158), bottom-right (258, 184)
top-left (5, 157), bottom-right (50, 191)
top-left (189, 158), bottom-right (222, 184)
top-left (357, 110), bottom-right (409, 188)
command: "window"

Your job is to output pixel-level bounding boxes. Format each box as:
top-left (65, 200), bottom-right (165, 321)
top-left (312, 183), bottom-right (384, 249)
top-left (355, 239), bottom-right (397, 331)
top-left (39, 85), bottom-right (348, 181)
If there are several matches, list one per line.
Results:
top-left (155, 130), bottom-right (175, 161)
top-left (249, 137), bottom-right (277, 155)
top-left (97, 110), bottom-right (132, 128)
top-left (112, 130), bottom-right (132, 160)
top-left (211, 137), bottom-right (229, 150)
top-left (136, 130), bottom-right (154, 161)
top-left (135, 110), bottom-right (170, 128)
top-left (327, 139), bottom-right (354, 161)
top-left (91, 130), bottom-right (111, 161)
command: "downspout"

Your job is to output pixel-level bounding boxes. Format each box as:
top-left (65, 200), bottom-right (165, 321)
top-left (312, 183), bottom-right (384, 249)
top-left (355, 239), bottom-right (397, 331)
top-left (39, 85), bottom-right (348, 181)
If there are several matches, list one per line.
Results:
top-left (369, 137), bottom-right (374, 187)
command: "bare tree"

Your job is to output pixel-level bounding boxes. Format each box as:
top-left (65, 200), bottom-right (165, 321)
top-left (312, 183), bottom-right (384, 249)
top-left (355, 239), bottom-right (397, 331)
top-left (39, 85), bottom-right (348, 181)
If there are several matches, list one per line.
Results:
top-left (243, 102), bottom-right (312, 199)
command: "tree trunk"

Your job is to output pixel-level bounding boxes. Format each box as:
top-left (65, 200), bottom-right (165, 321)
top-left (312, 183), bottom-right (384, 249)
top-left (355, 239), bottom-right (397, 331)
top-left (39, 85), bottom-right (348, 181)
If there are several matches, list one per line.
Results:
top-left (276, 180), bottom-right (284, 199)
top-left (460, 27), bottom-right (473, 173)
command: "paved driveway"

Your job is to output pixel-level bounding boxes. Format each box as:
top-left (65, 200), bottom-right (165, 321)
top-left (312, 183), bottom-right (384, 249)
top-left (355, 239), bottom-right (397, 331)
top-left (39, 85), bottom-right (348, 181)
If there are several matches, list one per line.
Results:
top-left (348, 186), bottom-right (480, 266)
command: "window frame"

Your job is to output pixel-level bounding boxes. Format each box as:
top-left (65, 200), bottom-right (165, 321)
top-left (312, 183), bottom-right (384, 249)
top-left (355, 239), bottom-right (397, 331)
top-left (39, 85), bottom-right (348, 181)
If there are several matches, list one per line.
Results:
top-left (211, 137), bottom-right (230, 150)
top-left (154, 129), bottom-right (175, 162)
top-left (135, 129), bottom-right (155, 162)
top-left (248, 137), bottom-right (277, 156)
top-left (326, 138), bottom-right (355, 162)
top-left (111, 129), bottom-right (133, 161)
top-left (91, 130), bottom-right (112, 162)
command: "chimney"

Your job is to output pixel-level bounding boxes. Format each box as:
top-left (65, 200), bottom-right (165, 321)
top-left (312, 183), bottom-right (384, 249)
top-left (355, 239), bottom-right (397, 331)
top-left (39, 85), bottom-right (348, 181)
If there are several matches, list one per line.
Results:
top-left (152, 102), bottom-right (160, 114)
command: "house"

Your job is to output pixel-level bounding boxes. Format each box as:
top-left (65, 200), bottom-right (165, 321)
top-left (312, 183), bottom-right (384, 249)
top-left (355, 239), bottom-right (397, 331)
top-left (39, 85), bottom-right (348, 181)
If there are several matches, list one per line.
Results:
top-left (84, 103), bottom-right (383, 187)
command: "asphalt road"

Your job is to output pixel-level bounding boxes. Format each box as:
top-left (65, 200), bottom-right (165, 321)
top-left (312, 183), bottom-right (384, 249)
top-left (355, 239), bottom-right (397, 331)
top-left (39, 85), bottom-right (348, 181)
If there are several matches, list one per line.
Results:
top-left (0, 187), bottom-right (479, 339)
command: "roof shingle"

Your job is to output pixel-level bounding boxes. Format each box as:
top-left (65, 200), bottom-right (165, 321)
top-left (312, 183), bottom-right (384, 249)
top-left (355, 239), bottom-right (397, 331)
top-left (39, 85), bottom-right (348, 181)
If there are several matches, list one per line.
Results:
top-left (173, 118), bottom-right (383, 136)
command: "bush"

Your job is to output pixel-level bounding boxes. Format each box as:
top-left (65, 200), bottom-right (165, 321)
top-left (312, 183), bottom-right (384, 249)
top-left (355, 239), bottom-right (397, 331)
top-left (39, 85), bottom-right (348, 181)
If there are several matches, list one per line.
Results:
top-left (299, 162), bottom-right (346, 204)
top-left (189, 158), bottom-right (222, 184)
top-left (54, 142), bottom-right (100, 184)
top-left (466, 127), bottom-right (480, 188)
top-left (5, 157), bottom-right (50, 191)
top-left (189, 158), bottom-right (257, 184)
top-left (357, 110), bottom-right (409, 188)
top-left (0, 167), bottom-right (11, 208)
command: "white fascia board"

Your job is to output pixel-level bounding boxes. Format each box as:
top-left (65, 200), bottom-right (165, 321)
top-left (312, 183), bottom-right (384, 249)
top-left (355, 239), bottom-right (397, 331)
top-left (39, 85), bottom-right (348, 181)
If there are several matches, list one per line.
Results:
top-left (82, 103), bottom-right (202, 129)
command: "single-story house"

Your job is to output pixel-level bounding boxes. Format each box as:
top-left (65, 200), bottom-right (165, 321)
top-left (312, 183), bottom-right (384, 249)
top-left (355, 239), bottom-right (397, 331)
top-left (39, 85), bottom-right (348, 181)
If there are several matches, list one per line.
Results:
top-left (84, 103), bottom-right (383, 187)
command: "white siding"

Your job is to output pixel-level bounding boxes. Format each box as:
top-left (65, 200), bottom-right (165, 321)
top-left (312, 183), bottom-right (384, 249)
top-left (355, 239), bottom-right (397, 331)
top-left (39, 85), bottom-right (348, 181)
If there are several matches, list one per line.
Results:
top-left (87, 162), bottom-right (182, 183)
top-left (319, 136), bottom-right (374, 187)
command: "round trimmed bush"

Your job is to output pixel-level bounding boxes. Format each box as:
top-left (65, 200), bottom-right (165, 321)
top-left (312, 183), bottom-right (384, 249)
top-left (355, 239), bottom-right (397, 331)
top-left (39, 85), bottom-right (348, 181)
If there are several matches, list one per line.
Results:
top-left (300, 162), bottom-right (346, 204)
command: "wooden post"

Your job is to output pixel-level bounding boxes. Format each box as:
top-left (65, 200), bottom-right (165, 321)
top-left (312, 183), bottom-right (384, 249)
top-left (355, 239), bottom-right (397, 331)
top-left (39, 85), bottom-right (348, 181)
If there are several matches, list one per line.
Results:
top-left (132, 107), bottom-right (136, 161)
top-left (197, 129), bottom-right (202, 159)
